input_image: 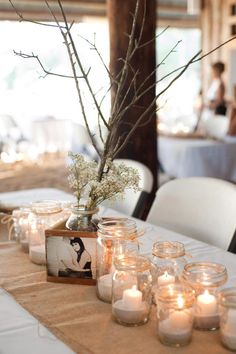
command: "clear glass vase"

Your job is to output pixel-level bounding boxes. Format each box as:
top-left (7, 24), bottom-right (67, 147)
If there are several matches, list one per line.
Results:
top-left (65, 205), bottom-right (99, 232)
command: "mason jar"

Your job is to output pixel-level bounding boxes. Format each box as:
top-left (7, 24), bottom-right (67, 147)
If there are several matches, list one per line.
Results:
top-left (218, 287), bottom-right (236, 351)
top-left (112, 255), bottom-right (153, 326)
top-left (152, 241), bottom-right (187, 285)
top-left (29, 200), bottom-right (63, 265)
top-left (182, 262), bottom-right (228, 330)
top-left (156, 283), bottom-right (195, 347)
top-left (65, 205), bottom-right (99, 231)
top-left (96, 218), bottom-right (139, 303)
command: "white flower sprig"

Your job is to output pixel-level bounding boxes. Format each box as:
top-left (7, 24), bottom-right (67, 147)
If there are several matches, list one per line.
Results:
top-left (68, 152), bottom-right (140, 210)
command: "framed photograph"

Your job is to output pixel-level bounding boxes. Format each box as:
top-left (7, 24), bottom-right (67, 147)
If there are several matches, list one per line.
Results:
top-left (45, 223), bottom-right (97, 285)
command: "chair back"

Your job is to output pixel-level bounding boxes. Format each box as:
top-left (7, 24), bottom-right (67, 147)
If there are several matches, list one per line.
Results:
top-left (147, 177), bottom-right (236, 251)
top-left (103, 159), bottom-right (153, 217)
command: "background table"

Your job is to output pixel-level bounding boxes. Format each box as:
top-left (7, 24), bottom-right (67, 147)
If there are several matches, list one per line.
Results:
top-left (1, 208), bottom-right (236, 354)
top-left (158, 135), bottom-right (236, 181)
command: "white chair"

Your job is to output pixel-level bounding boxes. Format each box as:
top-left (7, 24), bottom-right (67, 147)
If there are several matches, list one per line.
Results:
top-left (147, 177), bottom-right (236, 251)
top-left (204, 115), bottom-right (229, 139)
top-left (102, 159), bottom-right (153, 217)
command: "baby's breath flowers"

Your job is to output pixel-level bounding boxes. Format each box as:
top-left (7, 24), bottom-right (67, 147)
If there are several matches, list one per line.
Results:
top-left (68, 152), bottom-right (140, 210)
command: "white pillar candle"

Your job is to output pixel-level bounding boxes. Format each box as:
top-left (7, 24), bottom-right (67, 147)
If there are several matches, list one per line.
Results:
top-left (158, 271), bottom-right (175, 286)
top-left (97, 274), bottom-right (113, 302)
top-left (195, 290), bottom-right (219, 329)
top-left (221, 309), bottom-right (236, 350)
top-left (122, 285), bottom-right (142, 310)
top-left (30, 245), bottom-right (46, 265)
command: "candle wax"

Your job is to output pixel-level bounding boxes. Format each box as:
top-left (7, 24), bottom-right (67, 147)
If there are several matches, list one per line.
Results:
top-left (122, 286), bottom-right (142, 310)
top-left (113, 300), bottom-right (148, 325)
top-left (97, 274), bottom-right (113, 302)
top-left (30, 245), bottom-right (46, 265)
top-left (196, 291), bottom-right (218, 316)
top-left (195, 290), bottom-right (219, 329)
top-left (221, 309), bottom-right (236, 350)
top-left (158, 309), bottom-right (192, 346)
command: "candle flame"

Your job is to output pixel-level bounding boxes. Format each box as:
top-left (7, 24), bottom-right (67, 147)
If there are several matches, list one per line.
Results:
top-left (132, 285), bottom-right (137, 291)
top-left (203, 289), bottom-right (210, 296)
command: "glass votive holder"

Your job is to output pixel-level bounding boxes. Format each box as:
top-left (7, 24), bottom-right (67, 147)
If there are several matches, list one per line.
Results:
top-left (182, 262), bottom-right (228, 331)
top-left (218, 287), bottom-right (236, 351)
top-left (152, 241), bottom-right (188, 303)
top-left (29, 200), bottom-right (62, 265)
top-left (156, 283), bottom-right (195, 347)
top-left (18, 207), bottom-right (32, 253)
top-left (12, 209), bottom-right (21, 241)
top-left (112, 254), bottom-right (153, 326)
top-left (96, 218), bottom-right (139, 303)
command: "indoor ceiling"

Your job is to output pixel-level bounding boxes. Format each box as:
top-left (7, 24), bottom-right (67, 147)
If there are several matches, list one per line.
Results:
top-left (0, 0), bottom-right (199, 27)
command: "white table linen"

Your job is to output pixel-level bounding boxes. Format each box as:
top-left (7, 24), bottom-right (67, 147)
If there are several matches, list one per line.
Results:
top-left (0, 188), bottom-right (76, 210)
top-left (0, 208), bottom-right (236, 354)
top-left (158, 135), bottom-right (236, 181)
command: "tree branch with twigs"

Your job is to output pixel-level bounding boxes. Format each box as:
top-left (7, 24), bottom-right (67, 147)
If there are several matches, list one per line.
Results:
top-left (10, 0), bottom-right (236, 209)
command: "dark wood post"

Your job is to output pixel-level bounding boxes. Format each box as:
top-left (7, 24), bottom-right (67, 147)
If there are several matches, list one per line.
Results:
top-left (107, 0), bottom-right (157, 219)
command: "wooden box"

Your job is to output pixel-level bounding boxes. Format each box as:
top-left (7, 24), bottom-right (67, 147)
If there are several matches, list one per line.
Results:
top-left (45, 220), bottom-right (97, 285)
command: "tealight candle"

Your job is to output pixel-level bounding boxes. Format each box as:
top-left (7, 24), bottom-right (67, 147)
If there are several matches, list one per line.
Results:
top-left (30, 244), bottom-right (46, 265)
top-left (158, 271), bottom-right (175, 286)
top-left (158, 295), bottom-right (193, 345)
top-left (195, 290), bottom-right (219, 330)
top-left (182, 262), bottom-right (227, 331)
top-left (113, 285), bottom-right (148, 325)
top-left (112, 255), bottom-right (152, 326)
top-left (97, 274), bottom-right (113, 303)
top-left (123, 286), bottom-right (142, 309)
top-left (219, 288), bottom-right (236, 351)
top-left (221, 309), bottom-right (236, 350)
top-left (156, 284), bottom-right (195, 347)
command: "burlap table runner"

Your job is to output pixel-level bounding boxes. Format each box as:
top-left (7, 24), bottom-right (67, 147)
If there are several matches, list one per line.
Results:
top-left (0, 242), bottom-right (229, 354)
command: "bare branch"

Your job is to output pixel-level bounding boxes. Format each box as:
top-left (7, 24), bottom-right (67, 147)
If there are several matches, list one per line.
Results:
top-left (9, 0), bottom-right (66, 29)
top-left (13, 50), bottom-right (83, 79)
top-left (113, 51), bottom-right (201, 157)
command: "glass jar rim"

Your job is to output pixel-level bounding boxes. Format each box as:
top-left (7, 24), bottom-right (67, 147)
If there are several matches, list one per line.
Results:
top-left (182, 262), bottom-right (227, 288)
top-left (152, 241), bottom-right (185, 258)
top-left (156, 282), bottom-right (195, 308)
top-left (97, 218), bottom-right (137, 239)
top-left (31, 200), bottom-right (62, 215)
top-left (71, 205), bottom-right (99, 215)
top-left (114, 254), bottom-right (151, 271)
top-left (218, 287), bottom-right (236, 308)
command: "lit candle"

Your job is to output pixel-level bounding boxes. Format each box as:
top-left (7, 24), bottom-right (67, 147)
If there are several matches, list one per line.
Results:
top-left (112, 285), bottom-right (148, 325)
top-left (221, 309), bottom-right (236, 350)
top-left (158, 271), bottom-right (175, 286)
top-left (122, 285), bottom-right (142, 310)
top-left (30, 245), bottom-right (46, 265)
top-left (97, 274), bottom-right (113, 303)
top-left (158, 295), bottom-right (193, 345)
top-left (195, 290), bottom-right (219, 329)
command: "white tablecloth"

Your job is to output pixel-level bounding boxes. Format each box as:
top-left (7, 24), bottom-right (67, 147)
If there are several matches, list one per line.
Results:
top-left (158, 135), bottom-right (236, 181)
top-left (0, 188), bottom-right (76, 210)
top-left (1, 208), bottom-right (236, 354)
